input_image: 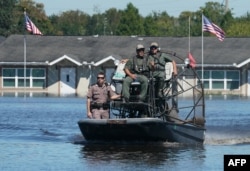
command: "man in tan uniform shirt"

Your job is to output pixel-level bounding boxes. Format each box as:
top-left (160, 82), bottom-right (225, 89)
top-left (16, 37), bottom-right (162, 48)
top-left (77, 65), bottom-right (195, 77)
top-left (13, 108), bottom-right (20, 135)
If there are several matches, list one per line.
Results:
top-left (87, 72), bottom-right (120, 119)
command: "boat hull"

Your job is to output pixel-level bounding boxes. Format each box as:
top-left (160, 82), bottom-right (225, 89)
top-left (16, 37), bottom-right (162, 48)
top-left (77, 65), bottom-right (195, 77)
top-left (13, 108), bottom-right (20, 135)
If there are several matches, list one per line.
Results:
top-left (78, 118), bottom-right (205, 144)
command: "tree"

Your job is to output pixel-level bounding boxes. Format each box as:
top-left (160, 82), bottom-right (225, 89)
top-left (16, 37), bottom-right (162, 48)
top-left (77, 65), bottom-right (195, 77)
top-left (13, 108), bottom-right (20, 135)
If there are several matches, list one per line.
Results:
top-left (104, 8), bottom-right (122, 36)
top-left (227, 13), bottom-right (250, 37)
top-left (117, 3), bottom-right (144, 36)
top-left (0, 0), bottom-right (17, 36)
top-left (86, 13), bottom-right (103, 35)
top-left (155, 12), bottom-right (175, 36)
top-left (144, 13), bottom-right (159, 36)
top-left (1, 1), bottom-right (250, 37)
top-left (13, 0), bottom-right (53, 35)
top-left (54, 10), bottom-right (89, 36)
top-left (48, 14), bottom-right (63, 35)
top-left (176, 11), bottom-right (193, 37)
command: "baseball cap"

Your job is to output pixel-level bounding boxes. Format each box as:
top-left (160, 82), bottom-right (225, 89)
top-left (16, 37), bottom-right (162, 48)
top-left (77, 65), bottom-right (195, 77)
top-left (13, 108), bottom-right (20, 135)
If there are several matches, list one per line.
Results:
top-left (136, 44), bottom-right (145, 50)
top-left (150, 42), bottom-right (159, 48)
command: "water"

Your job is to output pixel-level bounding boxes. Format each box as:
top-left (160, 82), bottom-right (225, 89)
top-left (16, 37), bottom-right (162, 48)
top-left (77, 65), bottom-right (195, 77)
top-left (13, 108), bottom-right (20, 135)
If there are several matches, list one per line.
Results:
top-left (0, 95), bottom-right (250, 171)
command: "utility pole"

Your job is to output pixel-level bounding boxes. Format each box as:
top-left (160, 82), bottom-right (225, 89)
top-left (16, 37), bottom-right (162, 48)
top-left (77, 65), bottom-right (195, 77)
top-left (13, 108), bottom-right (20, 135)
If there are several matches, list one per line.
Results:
top-left (225, 0), bottom-right (229, 13)
top-left (83, 61), bottom-right (95, 87)
top-left (103, 17), bottom-right (107, 36)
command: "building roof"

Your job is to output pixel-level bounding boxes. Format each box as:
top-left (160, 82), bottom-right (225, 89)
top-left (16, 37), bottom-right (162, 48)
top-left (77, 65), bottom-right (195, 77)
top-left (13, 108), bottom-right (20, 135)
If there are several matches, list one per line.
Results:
top-left (0, 35), bottom-right (249, 67)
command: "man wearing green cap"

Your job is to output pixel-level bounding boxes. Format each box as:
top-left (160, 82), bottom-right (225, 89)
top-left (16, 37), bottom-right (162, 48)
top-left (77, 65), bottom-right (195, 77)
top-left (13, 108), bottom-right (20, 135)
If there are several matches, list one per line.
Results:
top-left (148, 42), bottom-right (177, 98)
top-left (122, 44), bottom-right (149, 102)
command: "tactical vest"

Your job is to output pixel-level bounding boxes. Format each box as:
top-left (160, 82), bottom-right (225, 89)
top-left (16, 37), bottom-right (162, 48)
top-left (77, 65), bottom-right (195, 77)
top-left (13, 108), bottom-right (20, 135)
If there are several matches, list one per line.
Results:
top-left (150, 52), bottom-right (166, 71)
top-left (132, 55), bottom-right (149, 75)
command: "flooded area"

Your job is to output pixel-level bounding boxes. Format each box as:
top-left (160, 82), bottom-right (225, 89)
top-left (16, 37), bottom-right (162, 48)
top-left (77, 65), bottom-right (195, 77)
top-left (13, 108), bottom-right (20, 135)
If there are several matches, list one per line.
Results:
top-left (0, 95), bottom-right (249, 171)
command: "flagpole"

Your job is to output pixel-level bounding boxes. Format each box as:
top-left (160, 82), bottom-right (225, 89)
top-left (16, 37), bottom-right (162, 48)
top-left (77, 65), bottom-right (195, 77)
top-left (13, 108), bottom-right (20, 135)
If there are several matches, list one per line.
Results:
top-left (188, 16), bottom-right (190, 52)
top-left (201, 14), bottom-right (204, 83)
top-left (23, 9), bottom-right (43, 99)
top-left (24, 10), bottom-right (27, 99)
top-left (24, 33), bottom-right (26, 98)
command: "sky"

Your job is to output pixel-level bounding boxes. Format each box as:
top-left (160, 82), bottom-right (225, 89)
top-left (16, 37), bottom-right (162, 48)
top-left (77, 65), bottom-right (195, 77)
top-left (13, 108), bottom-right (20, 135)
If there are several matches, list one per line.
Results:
top-left (35, 0), bottom-right (249, 17)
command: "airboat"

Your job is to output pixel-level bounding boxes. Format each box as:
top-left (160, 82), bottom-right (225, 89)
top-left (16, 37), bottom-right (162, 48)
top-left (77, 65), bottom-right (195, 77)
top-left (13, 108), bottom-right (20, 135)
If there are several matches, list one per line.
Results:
top-left (78, 52), bottom-right (206, 144)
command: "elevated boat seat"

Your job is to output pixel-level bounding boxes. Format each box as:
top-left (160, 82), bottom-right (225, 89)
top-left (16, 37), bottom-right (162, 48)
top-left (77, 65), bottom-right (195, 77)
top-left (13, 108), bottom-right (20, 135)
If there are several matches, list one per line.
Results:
top-left (165, 62), bottom-right (173, 81)
top-left (163, 62), bottom-right (174, 97)
top-left (129, 81), bottom-right (141, 102)
top-left (112, 62), bottom-right (126, 94)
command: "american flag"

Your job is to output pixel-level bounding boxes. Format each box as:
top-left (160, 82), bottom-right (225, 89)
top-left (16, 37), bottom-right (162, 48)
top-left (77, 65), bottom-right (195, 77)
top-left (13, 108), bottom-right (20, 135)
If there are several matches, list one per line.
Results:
top-left (25, 14), bottom-right (42, 35)
top-left (203, 15), bottom-right (225, 41)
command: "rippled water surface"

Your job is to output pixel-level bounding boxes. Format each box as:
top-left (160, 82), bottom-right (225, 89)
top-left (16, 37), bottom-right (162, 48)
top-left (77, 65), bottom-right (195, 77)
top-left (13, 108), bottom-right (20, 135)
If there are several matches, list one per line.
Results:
top-left (0, 95), bottom-right (249, 171)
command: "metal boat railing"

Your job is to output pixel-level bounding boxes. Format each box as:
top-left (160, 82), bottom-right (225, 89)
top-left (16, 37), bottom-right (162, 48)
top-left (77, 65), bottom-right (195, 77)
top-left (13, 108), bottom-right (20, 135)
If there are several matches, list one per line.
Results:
top-left (110, 52), bottom-right (205, 128)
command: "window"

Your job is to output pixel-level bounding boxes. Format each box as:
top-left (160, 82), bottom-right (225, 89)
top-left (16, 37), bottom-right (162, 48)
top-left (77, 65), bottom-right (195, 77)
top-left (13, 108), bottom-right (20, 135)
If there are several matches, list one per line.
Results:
top-left (226, 71), bottom-right (240, 89)
top-left (3, 69), bottom-right (15, 87)
top-left (211, 71), bottom-right (224, 89)
top-left (2, 68), bottom-right (46, 88)
top-left (32, 69), bottom-right (46, 87)
top-left (197, 70), bottom-right (240, 90)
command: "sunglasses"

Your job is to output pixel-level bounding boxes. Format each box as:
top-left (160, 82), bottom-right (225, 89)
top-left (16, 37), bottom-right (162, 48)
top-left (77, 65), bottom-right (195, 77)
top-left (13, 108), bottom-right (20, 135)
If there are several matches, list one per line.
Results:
top-left (150, 46), bottom-right (158, 49)
top-left (97, 76), bottom-right (104, 79)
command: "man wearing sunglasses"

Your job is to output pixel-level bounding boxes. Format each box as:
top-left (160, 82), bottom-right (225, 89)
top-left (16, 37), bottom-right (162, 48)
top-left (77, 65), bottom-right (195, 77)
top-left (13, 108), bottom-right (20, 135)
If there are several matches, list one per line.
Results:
top-left (87, 72), bottom-right (121, 119)
top-left (122, 44), bottom-right (149, 103)
top-left (148, 42), bottom-right (177, 98)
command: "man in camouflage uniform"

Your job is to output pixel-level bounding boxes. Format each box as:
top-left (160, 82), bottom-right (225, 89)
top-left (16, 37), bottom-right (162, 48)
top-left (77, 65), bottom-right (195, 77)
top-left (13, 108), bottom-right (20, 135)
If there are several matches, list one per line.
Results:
top-left (122, 44), bottom-right (149, 102)
top-left (87, 72), bottom-right (121, 119)
top-left (148, 42), bottom-right (177, 98)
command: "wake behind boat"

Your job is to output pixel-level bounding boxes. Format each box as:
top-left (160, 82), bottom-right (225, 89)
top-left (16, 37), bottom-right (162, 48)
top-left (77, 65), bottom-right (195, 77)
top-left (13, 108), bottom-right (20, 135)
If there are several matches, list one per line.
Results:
top-left (78, 51), bottom-right (206, 144)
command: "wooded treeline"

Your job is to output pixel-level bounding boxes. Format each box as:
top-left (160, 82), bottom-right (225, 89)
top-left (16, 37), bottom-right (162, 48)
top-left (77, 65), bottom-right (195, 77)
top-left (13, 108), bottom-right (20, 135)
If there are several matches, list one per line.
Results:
top-left (1, 0), bottom-right (250, 37)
